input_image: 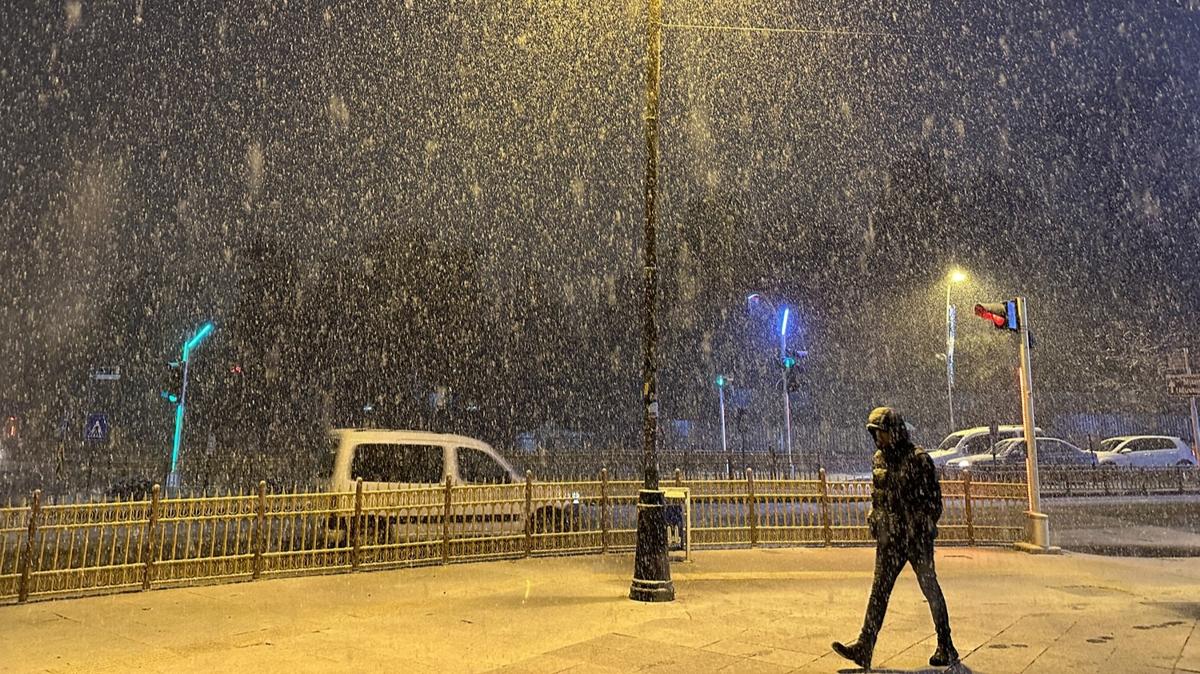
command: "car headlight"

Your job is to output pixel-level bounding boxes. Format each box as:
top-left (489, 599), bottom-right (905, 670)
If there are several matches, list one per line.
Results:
top-left (956, 460), bottom-right (970, 468)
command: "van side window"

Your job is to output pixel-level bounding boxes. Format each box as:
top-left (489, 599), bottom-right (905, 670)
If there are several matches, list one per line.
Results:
top-left (459, 448), bottom-right (510, 484)
top-left (352, 444), bottom-right (443, 483)
top-left (961, 435), bottom-right (992, 455)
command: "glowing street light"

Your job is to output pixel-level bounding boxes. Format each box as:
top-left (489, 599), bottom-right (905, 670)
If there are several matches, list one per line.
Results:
top-left (167, 321), bottom-right (215, 490)
top-left (747, 293), bottom-right (796, 476)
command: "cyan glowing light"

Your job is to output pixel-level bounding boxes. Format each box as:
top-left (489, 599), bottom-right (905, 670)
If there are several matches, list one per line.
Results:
top-left (182, 321), bottom-right (215, 361)
top-left (170, 321), bottom-right (216, 477)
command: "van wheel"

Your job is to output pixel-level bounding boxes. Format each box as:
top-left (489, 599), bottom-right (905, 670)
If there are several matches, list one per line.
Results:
top-left (1176, 460), bottom-right (1194, 467)
top-left (530, 506), bottom-right (572, 534)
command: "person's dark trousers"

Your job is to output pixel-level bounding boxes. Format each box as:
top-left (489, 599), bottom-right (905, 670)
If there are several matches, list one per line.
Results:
top-left (859, 538), bottom-right (952, 647)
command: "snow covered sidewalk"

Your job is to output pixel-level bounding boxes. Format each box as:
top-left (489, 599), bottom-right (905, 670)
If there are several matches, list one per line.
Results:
top-left (3, 547), bottom-right (1198, 673)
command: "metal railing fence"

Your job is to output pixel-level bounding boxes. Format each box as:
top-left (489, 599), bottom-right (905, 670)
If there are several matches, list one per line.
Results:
top-left (1, 470), bottom-right (1026, 605)
top-left (940, 465), bottom-right (1200, 497)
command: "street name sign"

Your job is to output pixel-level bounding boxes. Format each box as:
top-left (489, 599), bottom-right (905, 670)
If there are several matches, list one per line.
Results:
top-left (1167, 375), bottom-right (1200, 396)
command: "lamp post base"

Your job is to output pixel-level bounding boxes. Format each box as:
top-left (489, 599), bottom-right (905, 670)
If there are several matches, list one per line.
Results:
top-left (1014, 510), bottom-right (1061, 555)
top-left (629, 489), bottom-right (675, 602)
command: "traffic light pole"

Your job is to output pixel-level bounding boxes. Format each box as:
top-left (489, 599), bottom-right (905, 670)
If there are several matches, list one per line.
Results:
top-left (780, 322), bottom-right (793, 478)
top-left (1013, 297), bottom-right (1058, 554)
top-left (718, 379), bottom-right (731, 479)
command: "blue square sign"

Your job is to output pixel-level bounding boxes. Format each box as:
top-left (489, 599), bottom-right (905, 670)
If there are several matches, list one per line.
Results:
top-left (84, 413), bottom-right (110, 444)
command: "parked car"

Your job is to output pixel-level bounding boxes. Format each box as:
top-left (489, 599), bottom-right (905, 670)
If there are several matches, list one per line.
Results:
top-left (951, 437), bottom-right (1096, 469)
top-left (324, 429), bottom-right (580, 543)
top-left (928, 425), bottom-right (1042, 466)
top-left (105, 476), bottom-right (156, 501)
top-left (1094, 435), bottom-right (1197, 468)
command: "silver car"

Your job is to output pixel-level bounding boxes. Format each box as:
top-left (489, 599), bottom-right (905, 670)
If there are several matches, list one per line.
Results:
top-left (952, 437), bottom-right (1095, 470)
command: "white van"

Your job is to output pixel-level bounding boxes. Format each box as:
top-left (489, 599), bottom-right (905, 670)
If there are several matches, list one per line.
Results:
top-left (328, 429), bottom-right (522, 490)
top-left (325, 429), bottom-right (577, 542)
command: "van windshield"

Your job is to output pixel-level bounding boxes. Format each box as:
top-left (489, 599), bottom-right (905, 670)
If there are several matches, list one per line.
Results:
top-left (936, 432), bottom-right (968, 451)
top-left (318, 435), bottom-right (339, 482)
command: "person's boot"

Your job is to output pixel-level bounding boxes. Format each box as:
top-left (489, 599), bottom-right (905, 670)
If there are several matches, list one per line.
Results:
top-left (929, 641), bottom-right (959, 667)
top-left (831, 639), bottom-right (873, 669)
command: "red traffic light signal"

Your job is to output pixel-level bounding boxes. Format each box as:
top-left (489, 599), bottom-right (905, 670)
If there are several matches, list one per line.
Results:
top-left (974, 301), bottom-right (1019, 331)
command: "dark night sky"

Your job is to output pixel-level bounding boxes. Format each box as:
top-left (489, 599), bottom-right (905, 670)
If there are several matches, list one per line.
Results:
top-left (2, 1), bottom-right (1199, 444)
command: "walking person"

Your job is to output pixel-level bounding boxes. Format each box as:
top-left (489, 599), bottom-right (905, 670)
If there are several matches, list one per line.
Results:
top-left (833, 407), bottom-right (958, 670)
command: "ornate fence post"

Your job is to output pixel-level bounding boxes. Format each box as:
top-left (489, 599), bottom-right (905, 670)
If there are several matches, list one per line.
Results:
top-left (524, 471), bottom-right (533, 557)
top-left (253, 481), bottom-right (267, 579)
top-left (963, 470), bottom-right (975, 547)
top-left (818, 468), bottom-right (832, 547)
top-left (140, 485), bottom-right (160, 592)
top-left (17, 489), bottom-right (42, 602)
top-left (441, 475), bottom-right (452, 565)
top-left (746, 468), bottom-right (758, 548)
top-left (599, 468), bottom-right (609, 554)
top-left (350, 478), bottom-right (363, 571)
top-left (674, 468), bottom-right (683, 487)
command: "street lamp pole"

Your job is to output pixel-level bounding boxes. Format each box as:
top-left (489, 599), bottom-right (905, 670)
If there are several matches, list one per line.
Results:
top-left (945, 281), bottom-right (955, 431)
top-left (780, 308), bottom-right (793, 478)
top-left (945, 270), bottom-right (966, 432)
top-left (629, 0), bottom-right (674, 603)
top-left (167, 321), bottom-right (215, 491)
top-left (717, 376), bottom-right (730, 479)
top-left (749, 294), bottom-right (794, 478)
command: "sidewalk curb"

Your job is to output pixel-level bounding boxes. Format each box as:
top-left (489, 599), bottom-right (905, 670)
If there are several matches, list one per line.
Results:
top-left (1060, 543), bottom-right (1200, 557)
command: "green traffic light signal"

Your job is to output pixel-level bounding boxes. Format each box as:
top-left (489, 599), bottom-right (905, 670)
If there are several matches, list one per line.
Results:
top-left (783, 356), bottom-right (796, 369)
top-left (715, 375), bottom-right (727, 387)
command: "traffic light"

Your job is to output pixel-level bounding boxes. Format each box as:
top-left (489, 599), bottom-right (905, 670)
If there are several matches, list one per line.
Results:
top-left (715, 375), bottom-right (727, 388)
top-left (160, 361), bottom-right (183, 403)
top-left (782, 351), bottom-right (806, 392)
top-left (974, 301), bottom-right (1019, 331)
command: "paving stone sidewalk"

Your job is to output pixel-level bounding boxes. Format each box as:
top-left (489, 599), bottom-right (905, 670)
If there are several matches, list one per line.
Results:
top-left (2, 547), bottom-right (1198, 673)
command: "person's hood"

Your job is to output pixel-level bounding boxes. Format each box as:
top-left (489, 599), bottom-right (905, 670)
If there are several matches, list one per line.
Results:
top-left (866, 406), bottom-right (911, 447)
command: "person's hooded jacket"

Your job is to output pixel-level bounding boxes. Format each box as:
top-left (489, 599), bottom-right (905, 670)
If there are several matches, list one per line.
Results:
top-left (865, 407), bottom-right (943, 547)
